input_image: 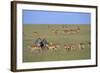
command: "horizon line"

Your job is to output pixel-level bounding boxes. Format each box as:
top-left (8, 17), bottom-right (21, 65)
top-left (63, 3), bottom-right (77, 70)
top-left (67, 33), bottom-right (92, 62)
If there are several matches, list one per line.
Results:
top-left (24, 24), bottom-right (90, 25)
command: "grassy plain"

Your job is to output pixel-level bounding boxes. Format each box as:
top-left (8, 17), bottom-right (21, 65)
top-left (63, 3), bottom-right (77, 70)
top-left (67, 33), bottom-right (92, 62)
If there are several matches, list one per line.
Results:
top-left (23, 24), bottom-right (91, 62)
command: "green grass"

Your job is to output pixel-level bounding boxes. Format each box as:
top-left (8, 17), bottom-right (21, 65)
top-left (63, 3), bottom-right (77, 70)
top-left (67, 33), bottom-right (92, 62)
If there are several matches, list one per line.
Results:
top-left (23, 24), bottom-right (91, 62)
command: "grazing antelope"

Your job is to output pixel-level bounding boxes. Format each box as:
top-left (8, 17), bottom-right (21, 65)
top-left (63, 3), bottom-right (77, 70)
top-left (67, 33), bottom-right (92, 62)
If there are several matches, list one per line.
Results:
top-left (87, 41), bottom-right (91, 47)
top-left (47, 43), bottom-right (60, 50)
top-left (33, 32), bottom-right (39, 37)
top-left (70, 29), bottom-right (77, 34)
top-left (51, 29), bottom-right (55, 33)
top-left (64, 44), bottom-right (70, 51)
top-left (78, 43), bottom-right (85, 50)
top-left (70, 44), bottom-right (76, 50)
top-left (76, 27), bottom-right (80, 32)
top-left (33, 32), bottom-right (38, 35)
top-left (64, 43), bottom-right (76, 51)
top-left (30, 44), bottom-right (41, 52)
top-left (70, 27), bottom-right (80, 34)
top-left (63, 29), bottom-right (71, 34)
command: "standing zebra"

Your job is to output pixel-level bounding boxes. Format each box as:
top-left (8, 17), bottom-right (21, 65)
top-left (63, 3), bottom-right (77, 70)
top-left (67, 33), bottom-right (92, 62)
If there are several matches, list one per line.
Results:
top-left (35, 38), bottom-right (49, 50)
top-left (35, 38), bottom-right (42, 47)
top-left (41, 38), bottom-right (49, 50)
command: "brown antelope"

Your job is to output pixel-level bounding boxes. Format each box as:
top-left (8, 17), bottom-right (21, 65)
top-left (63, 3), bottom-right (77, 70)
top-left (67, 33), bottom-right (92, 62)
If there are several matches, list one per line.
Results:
top-left (33, 32), bottom-right (39, 37)
top-left (87, 41), bottom-right (91, 47)
top-left (33, 32), bottom-right (38, 34)
top-left (51, 29), bottom-right (55, 33)
top-left (64, 43), bottom-right (76, 51)
top-left (70, 29), bottom-right (77, 34)
top-left (78, 43), bottom-right (85, 50)
top-left (63, 29), bottom-right (71, 34)
top-left (29, 44), bottom-right (41, 52)
top-left (76, 27), bottom-right (80, 32)
top-left (64, 44), bottom-right (70, 51)
top-left (70, 27), bottom-right (80, 34)
top-left (47, 43), bottom-right (60, 50)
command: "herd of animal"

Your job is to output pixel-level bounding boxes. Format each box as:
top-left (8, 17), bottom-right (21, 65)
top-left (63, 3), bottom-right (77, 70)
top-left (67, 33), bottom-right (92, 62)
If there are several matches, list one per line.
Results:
top-left (51, 26), bottom-right (80, 35)
top-left (33, 25), bottom-right (81, 37)
top-left (29, 41), bottom-right (91, 53)
top-left (29, 25), bottom-right (90, 53)
top-left (29, 42), bottom-right (59, 52)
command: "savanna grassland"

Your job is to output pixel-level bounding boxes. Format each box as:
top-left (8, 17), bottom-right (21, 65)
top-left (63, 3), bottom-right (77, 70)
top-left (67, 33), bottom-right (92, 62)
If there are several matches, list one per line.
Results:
top-left (23, 24), bottom-right (91, 62)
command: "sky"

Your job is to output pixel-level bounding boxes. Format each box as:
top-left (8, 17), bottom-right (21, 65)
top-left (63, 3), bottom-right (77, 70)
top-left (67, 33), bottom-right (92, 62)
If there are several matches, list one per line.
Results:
top-left (22, 10), bottom-right (91, 24)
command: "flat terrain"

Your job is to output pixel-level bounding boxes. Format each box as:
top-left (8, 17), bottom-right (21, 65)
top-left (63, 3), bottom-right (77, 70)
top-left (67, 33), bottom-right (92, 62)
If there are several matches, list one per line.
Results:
top-left (23, 24), bottom-right (91, 62)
